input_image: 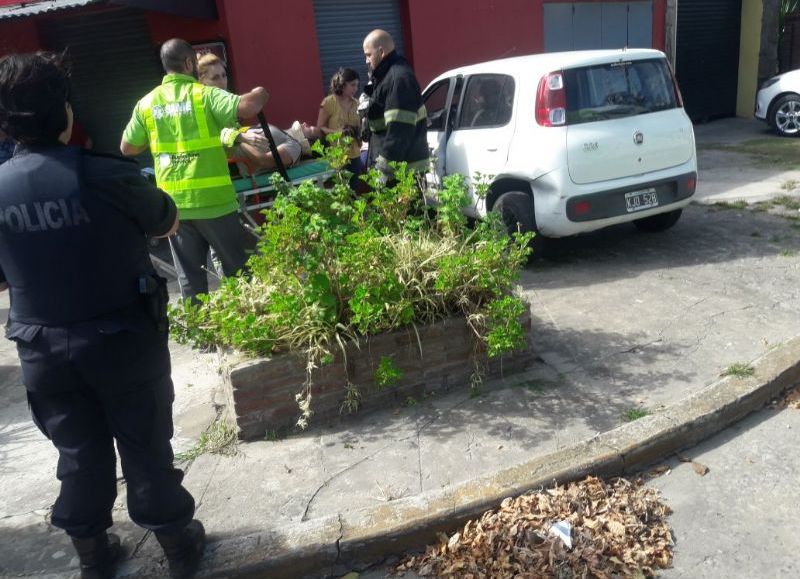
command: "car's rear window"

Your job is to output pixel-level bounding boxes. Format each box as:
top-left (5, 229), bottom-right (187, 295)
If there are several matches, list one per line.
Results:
top-left (563, 58), bottom-right (678, 125)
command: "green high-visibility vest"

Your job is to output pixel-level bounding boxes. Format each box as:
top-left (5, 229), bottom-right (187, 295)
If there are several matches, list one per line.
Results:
top-left (140, 80), bottom-right (234, 211)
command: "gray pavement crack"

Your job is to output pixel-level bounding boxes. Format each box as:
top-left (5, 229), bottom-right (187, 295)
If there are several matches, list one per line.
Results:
top-left (333, 512), bottom-right (344, 564)
top-left (302, 395), bottom-right (478, 523)
top-left (301, 449), bottom-right (387, 522)
top-left (0, 507), bottom-right (50, 521)
top-left (416, 427), bottom-right (423, 494)
top-left (195, 454), bottom-right (222, 511)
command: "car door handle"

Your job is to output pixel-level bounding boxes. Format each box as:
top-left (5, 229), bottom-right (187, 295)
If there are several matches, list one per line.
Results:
top-left (486, 147), bottom-right (498, 152)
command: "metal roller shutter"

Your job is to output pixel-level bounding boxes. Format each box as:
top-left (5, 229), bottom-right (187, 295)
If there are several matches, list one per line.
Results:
top-left (675, 0), bottom-right (742, 121)
top-left (40, 7), bottom-right (163, 154)
top-left (313, 0), bottom-right (405, 93)
top-left (543, 2), bottom-right (652, 52)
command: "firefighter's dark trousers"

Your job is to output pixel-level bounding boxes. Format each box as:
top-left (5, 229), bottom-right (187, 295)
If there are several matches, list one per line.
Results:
top-left (8, 305), bottom-right (195, 538)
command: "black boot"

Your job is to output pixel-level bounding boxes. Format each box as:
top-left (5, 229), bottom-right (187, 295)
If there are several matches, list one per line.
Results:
top-left (154, 520), bottom-right (205, 579)
top-left (70, 532), bottom-right (121, 579)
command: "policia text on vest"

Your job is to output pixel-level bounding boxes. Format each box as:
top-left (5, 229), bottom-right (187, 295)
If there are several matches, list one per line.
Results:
top-left (0, 198), bottom-right (90, 233)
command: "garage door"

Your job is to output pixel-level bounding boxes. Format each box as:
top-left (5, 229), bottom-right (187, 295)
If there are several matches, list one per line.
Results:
top-left (313, 0), bottom-right (406, 93)
top-left (675, 0), bottom-right (742, 121)
top-left (544, 1), bottom-right (653, 52)
top-left (40, 7), bottom-right (163, 154)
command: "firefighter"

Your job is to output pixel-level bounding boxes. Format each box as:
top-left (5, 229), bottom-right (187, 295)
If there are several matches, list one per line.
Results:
top-left (362, 29), bottom-right (429, 182)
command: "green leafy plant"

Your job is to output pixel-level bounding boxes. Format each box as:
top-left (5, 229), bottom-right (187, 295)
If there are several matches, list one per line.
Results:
top-left (622, 407), bottom-right (650, 422)
top-left (374, 356), bottom-right (404, 389)
top-left (169, 139), bottom-right (532, 428)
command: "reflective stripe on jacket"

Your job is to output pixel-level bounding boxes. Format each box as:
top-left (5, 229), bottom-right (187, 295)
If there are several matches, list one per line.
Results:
top-left (366, 51), bottom-right (429, 171)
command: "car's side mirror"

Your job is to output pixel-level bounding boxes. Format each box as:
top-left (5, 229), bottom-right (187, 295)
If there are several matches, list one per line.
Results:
top-left (427, 109), bottom-right (445, 131)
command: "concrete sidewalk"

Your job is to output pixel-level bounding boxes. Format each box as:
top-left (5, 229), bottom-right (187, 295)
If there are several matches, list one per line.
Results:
top-left (2, 117), bottom-right (800, 579)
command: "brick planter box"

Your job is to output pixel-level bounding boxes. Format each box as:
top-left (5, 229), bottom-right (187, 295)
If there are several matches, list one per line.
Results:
top-left (221, 308), bottom-right (532, 440)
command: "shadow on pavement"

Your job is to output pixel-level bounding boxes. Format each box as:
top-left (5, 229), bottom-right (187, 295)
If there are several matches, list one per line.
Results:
top-left (525, 204), bottom-right (800, 288)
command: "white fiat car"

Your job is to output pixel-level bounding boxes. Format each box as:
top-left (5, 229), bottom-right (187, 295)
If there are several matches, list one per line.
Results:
top-left (755, 68), bottom-right (800, 137)
top-left (422, 49), bottom-right (697, 242)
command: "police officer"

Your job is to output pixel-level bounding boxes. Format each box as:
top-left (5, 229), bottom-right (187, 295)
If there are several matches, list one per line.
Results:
top-left (0, 53), bottom-right (204, 579)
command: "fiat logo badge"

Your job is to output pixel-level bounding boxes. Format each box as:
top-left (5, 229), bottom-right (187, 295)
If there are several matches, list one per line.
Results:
top-left (633, 131), bottom-right (644, 145)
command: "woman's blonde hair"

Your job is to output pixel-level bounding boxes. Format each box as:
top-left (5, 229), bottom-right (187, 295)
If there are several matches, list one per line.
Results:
top-left (197, 53), bottom-right (223, 79)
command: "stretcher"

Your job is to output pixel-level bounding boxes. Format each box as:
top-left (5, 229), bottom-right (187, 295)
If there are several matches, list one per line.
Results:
top-left (232, 158), bottom-right (334, 226)
top-left (146, 111), bottom-right (335, 280)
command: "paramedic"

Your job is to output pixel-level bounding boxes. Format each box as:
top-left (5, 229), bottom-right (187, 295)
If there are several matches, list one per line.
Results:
top-left (121, 38), bottom-right (268, 302)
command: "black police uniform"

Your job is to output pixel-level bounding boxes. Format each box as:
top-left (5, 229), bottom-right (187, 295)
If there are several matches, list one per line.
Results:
top-left (0, 143), bottom-right (195, 539)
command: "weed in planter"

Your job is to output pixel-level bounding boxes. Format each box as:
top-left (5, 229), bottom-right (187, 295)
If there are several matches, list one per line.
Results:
top-left (169, 137), bottom-right (532, 428)
top-left (340, 382), bottom-right (362, 415)
top-left (405, 396), bottom-right (418, 407)
top-left (374, 356), bottom-right (403, 389)
top-left (264, 429), bottom-right (284, 442)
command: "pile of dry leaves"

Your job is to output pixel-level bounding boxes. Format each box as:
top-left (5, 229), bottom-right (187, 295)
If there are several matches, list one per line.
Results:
top-left (396, 476), bottom-right (673, 578)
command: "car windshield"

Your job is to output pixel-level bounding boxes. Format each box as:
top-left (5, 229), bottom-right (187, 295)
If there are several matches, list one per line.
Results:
top-left (563, 58), bottom-right (677, 125)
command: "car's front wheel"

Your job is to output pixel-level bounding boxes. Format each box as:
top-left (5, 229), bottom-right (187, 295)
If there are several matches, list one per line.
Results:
top-left (633, 208), bottom-right (683, 232)
top-left (771, 94), bottom-right (800, 137)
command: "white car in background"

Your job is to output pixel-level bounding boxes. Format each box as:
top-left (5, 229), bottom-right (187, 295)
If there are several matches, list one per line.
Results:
top-left (422, 49), bottom-right (698, 246)
top-left (755, 69), bottom-right (800, 137)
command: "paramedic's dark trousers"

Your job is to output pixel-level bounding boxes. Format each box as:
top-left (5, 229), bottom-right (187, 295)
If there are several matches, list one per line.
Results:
top-left (169, 212), bottom-right (257, 302)
top-left (12, 306), bottom-right (195, 538)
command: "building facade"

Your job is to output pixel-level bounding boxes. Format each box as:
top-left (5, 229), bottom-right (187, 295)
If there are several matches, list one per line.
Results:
top-left (0, 0), bottom-right (673, 154)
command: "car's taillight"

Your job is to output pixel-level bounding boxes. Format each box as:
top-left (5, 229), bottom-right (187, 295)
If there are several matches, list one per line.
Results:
top-left (536, 72), bottom-right (566, 126)
top-left (668, 63), bottom-right (684, 108)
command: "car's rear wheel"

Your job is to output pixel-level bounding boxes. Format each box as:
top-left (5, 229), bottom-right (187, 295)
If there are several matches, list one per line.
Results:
top-left (771, 94), bottom-right (800, 137)
top-left (633, 208), bottom-right (683, 232)
top-left (493, 191), bottom-right (547, 256)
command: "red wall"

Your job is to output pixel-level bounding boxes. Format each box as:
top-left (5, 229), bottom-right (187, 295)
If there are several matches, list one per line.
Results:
top-left (146, 0), bottom-right (323, 128)
top-left (216, 0), bottom-right (323, 128)
top-left (406, 0), bottom-right (540, 87)
top-left (0, 0), bottom-right (667, 124)
top-left (0, 18), bottom-right (40, 56)
top-left (145, 10), bottom-right (225, 45)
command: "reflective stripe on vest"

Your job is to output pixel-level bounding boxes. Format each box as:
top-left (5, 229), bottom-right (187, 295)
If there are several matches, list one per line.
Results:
top-left (142, 83), bottom-right (233, 209)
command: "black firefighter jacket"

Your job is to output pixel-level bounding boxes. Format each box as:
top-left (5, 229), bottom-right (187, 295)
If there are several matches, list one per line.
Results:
top-left (366, 51), bottom-right (430, 175)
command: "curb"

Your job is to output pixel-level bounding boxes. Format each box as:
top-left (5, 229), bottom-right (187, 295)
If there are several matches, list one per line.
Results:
top-left (119, 336), bottom-right (800, 579)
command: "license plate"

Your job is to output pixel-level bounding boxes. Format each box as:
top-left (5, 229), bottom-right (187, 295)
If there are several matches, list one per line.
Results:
top-left (625, 188), bottom-right (658, 213)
